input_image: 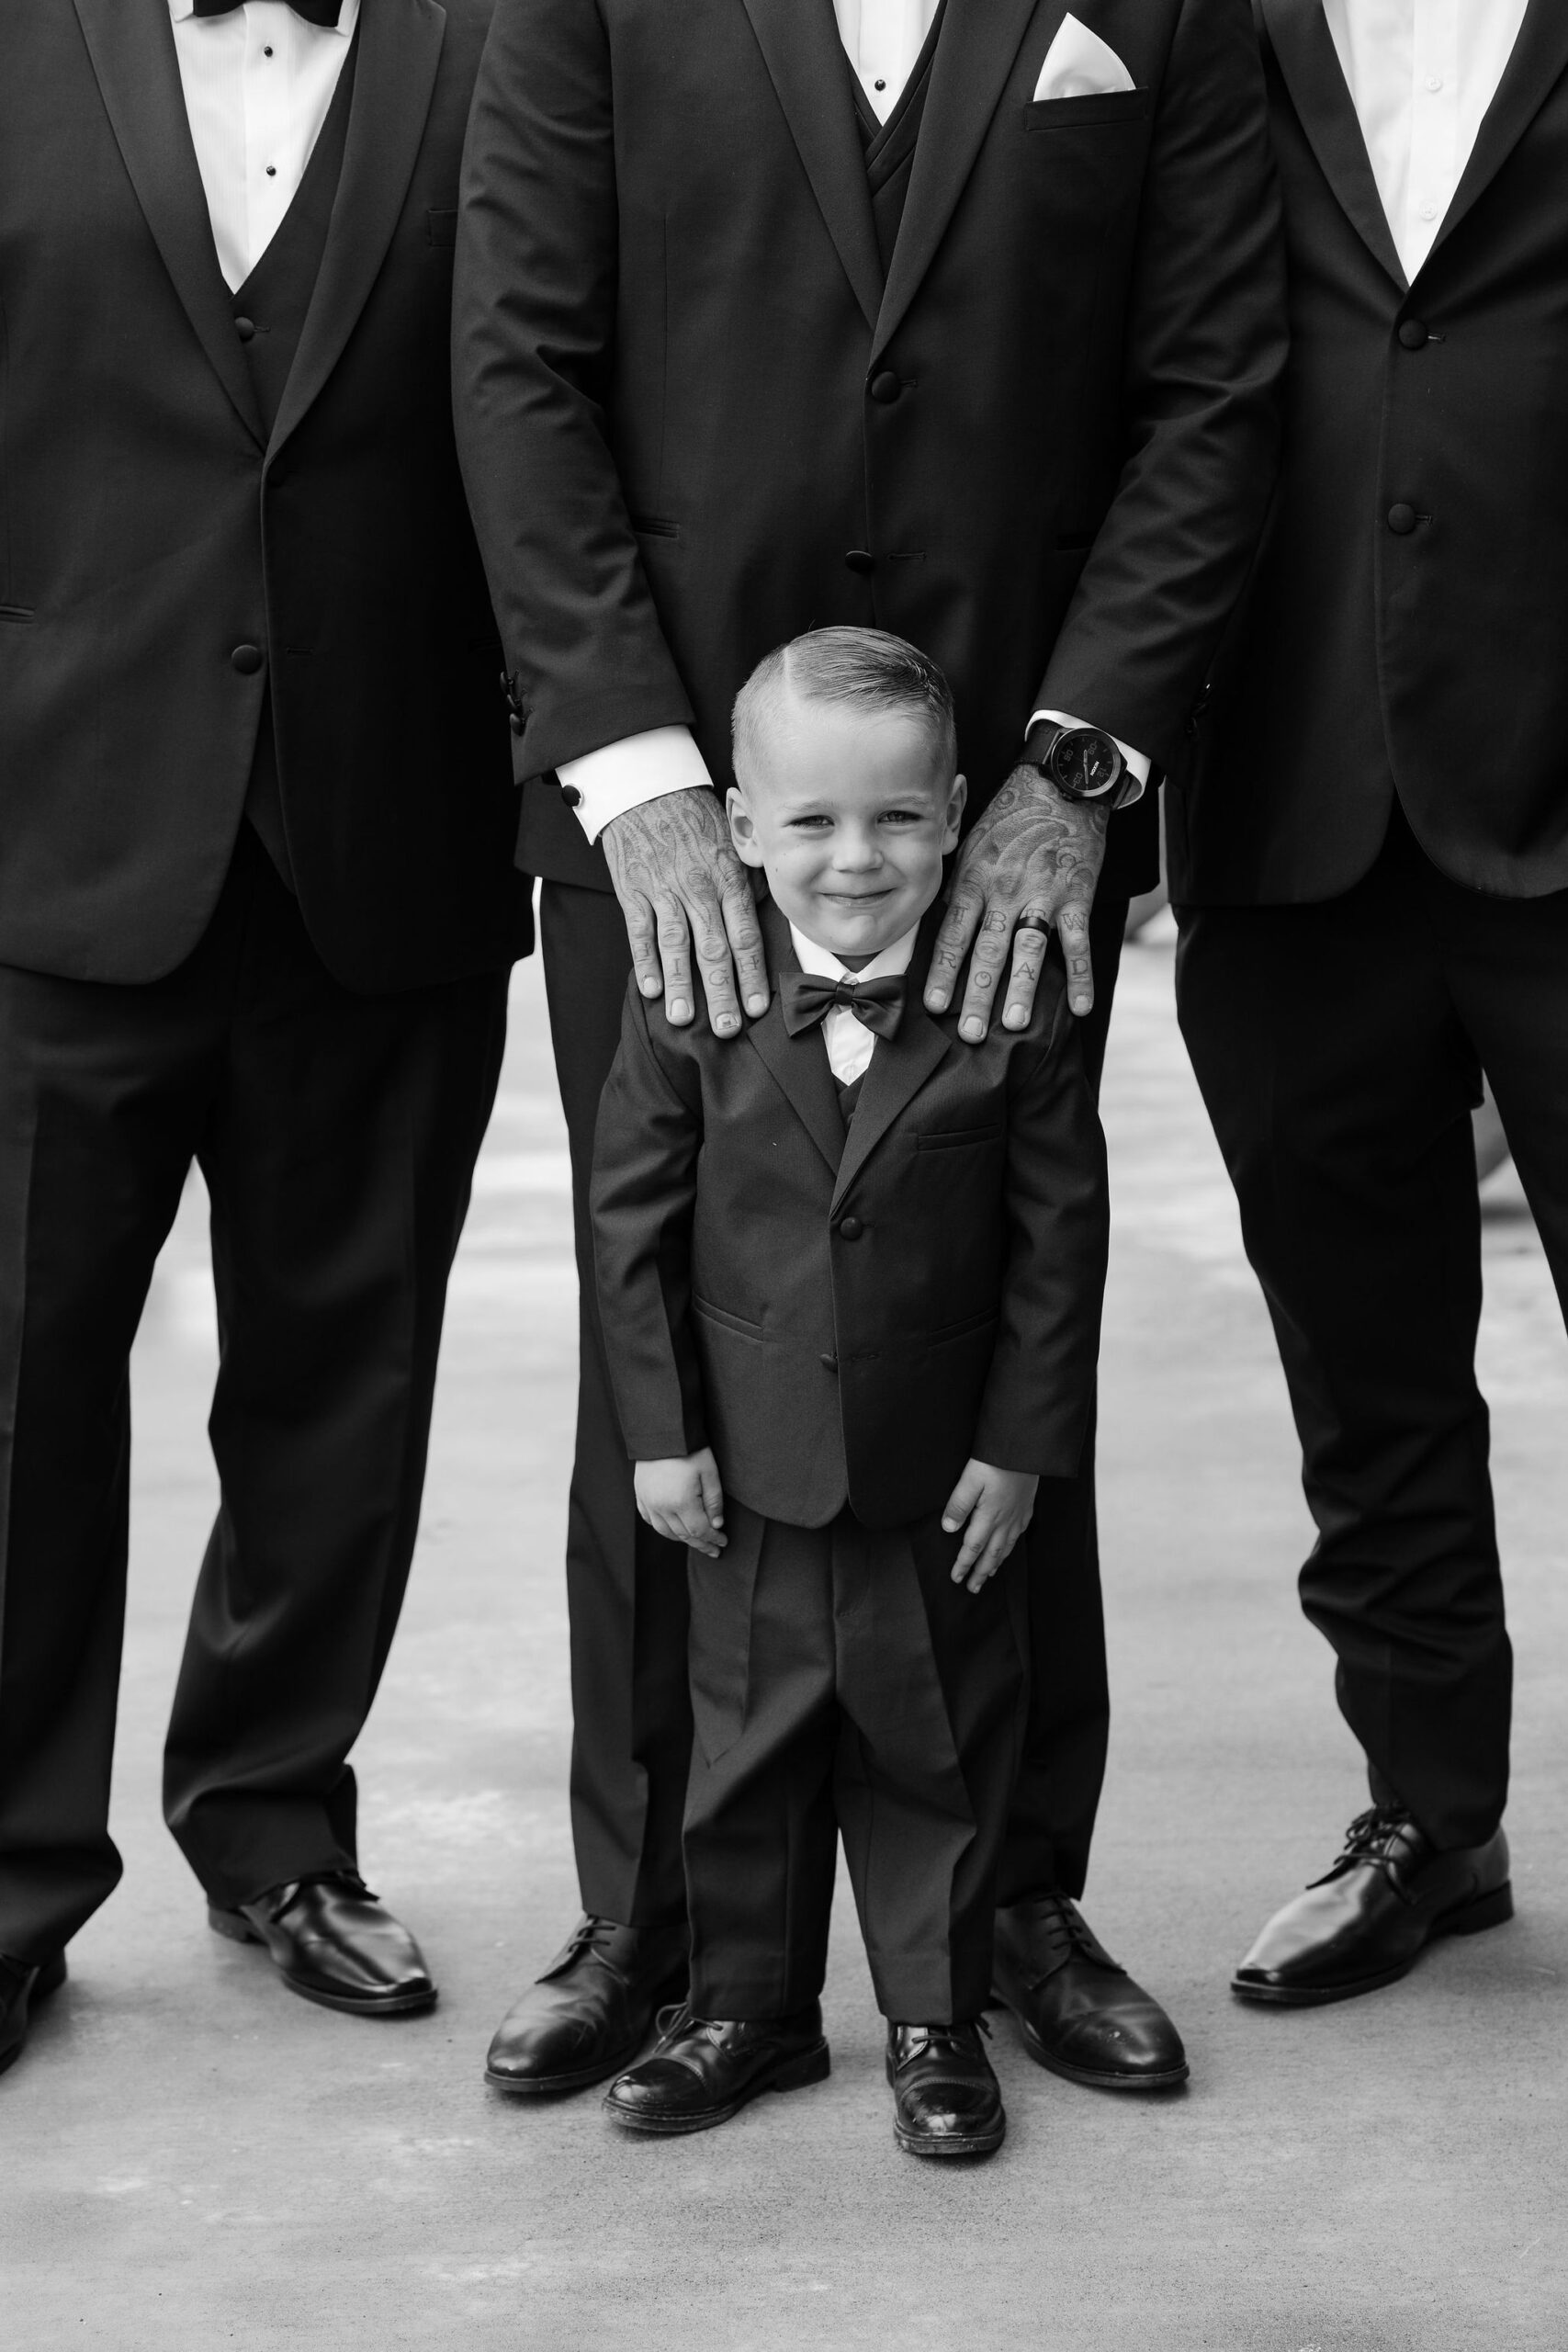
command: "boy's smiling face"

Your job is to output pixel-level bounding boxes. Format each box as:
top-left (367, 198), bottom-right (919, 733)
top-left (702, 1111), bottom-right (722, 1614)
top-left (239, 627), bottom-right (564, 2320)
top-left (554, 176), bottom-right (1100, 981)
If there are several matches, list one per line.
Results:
top-left (727, 694), bottom-right (965, 966)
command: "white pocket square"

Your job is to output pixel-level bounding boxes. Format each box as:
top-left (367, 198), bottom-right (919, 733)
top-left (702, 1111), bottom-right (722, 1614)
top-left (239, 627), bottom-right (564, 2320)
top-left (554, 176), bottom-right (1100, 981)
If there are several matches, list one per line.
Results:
top-left (1032, 14), bottom-right (1137, 101)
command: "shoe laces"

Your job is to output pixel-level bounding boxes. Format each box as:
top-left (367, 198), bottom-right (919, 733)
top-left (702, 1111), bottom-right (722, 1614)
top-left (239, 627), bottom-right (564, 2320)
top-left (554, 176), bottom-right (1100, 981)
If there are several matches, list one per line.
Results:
top-left (1015, 1893), bottom-right (1117, 1984)
top-left (1314, 1806), bottom-right (1416, 1888)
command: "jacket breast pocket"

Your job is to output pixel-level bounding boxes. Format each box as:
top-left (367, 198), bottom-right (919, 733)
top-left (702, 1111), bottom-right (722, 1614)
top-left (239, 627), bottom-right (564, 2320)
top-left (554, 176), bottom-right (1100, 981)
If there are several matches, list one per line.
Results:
top-left (694, 1295), bottom-right (764, 1340)
top-left (915, 1124), bottom-right (1003, 1152)
top-left (1022, 91), bottom-right (1154, 132)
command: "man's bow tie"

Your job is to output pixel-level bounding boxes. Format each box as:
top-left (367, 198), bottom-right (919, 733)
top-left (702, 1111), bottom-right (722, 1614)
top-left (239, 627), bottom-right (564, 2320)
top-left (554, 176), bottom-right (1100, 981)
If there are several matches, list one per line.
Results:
top-left (780, 970), bottom-right (906, 1042)
top-left (192, 0), bottom-right (343, 26)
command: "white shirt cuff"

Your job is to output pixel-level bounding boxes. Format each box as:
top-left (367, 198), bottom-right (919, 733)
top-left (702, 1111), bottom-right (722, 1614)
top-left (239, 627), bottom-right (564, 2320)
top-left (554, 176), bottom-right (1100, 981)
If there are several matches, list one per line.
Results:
top-left (554, 727), bottom-right (716, 843)
top-left (1030, 709), bottom-right (1150, 803)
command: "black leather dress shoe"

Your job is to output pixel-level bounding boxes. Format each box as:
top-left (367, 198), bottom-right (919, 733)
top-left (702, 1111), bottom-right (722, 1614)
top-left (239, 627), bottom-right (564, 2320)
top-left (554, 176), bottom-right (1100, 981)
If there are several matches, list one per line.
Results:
top-left (993, 1894), bottom-right (1189, 2089)
top-left (886, 2019), bottom-right (1006, 2157)
top-left (486, 1916), bottom-right (689, 2096)
top-left (0, 1951), bottom-right (66, 2080)
top-left (604, 2001), bottom-right (829, 2133)
top-left (1233, 1807), bottom-right (1513, 2006)
top-left (209, 1873), bottom-right (435, 2015)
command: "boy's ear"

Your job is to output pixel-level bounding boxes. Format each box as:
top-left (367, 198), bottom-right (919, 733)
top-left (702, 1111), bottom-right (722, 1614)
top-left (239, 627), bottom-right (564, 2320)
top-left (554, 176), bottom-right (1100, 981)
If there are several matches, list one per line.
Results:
top-left (728, 784), bottom-right (765, 868)
top-left (942, 774), bottom-right (967, 850)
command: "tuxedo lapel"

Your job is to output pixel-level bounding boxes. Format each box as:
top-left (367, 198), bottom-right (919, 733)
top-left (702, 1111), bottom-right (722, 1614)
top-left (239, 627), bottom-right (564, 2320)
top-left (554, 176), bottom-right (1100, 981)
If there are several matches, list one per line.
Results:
top-left (871, 0), bottom-right (1044, 361)
top-left (268, 0), bottom-right (446, 457)
top-left (72, 0), bottom-right (265, 445)
top-left (830, 909), bottom-right (953, 1212)
top-left (1425, 0), bottom-right (1568, 272)
top-left (1259, 0), bottom-right (1405, 291)
top-left (739, 0), bottom-right (885, 332)
top-left (745, 905), bottom-right (849, 1177)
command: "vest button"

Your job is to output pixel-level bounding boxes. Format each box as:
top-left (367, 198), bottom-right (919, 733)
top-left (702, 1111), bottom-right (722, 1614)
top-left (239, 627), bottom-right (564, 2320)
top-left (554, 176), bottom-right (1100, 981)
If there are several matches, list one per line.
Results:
top-left (869, 370), bottom-right (901, 404)
top-left (1386, 503), bottom-right (1417, 536)
top-left (234, 315), bottom-right (256, 344)
top-left (230, 642), bottom-right (265, 674)
top-left (838, 1216), bottom-right (863, 1239)
top-left (1397, 318), bottom-right (1427, 350)
top-left (843, 549), bottom-right (874, 575)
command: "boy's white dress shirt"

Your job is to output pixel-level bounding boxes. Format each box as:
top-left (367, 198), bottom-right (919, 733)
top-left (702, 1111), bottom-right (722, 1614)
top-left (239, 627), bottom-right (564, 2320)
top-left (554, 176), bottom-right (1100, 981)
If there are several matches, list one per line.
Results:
top-left (788, 922), bottom-right (919, 1086)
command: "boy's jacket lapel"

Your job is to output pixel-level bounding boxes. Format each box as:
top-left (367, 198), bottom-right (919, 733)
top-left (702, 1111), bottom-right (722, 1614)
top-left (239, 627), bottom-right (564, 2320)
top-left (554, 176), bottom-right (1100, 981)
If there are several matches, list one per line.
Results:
top-left (745, 903), bottom-right (849, 1176)
top-left (743, 899), bottom-right (954, 1202)
top-left (830, 907), bottom-right (953, 1213)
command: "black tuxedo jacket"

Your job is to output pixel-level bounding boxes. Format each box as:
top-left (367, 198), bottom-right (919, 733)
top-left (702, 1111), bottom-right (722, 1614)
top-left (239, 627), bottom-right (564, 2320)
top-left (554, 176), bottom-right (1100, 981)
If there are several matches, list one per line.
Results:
top-left (1169, 0), bottom-right (1568, 907)
top-left (454, 0), bottom-right (1287, 900)
top-left (0, 0), bottom-right (527, 989)
top-left (590, 900), bottom-right (1109, 1530)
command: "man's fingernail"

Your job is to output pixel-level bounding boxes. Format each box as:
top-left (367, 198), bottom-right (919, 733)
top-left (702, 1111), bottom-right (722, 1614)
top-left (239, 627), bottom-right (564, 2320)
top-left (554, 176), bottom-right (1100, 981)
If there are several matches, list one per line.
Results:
top-left (1004, 1007), bottom-right (1026, 1030)
top-left (927, 990), bottom-right (948, 1010)
top-left (942, 1518), bottom-right (958, 1532)
top-left (716, 1014), bottom-right (738, 1033)
top-left (670, 999), bottom-right (690, 1021)
top-left (962, 1017), bottom-right (984, 1042)
top-left (745, 995), bottom-right (768, 1014)
top-left (640, 978), bottom-right (660, 996)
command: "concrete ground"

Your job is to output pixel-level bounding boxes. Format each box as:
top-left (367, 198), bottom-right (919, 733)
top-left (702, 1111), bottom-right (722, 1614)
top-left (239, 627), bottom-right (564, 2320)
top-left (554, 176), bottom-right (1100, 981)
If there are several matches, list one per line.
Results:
top-left (6, 911), bottom-right (1566, 2350)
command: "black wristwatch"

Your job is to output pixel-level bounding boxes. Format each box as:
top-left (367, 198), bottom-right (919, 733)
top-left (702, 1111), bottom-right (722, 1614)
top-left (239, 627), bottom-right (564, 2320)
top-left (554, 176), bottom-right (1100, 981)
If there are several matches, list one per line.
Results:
top-left (1021, 720), bottom-right (1139, 809)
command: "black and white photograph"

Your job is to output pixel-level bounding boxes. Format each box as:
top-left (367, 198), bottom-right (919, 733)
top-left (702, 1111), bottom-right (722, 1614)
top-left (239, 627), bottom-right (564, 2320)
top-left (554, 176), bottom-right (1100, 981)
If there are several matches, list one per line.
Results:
top-left (2, 0), bottom-right (1564, 2342)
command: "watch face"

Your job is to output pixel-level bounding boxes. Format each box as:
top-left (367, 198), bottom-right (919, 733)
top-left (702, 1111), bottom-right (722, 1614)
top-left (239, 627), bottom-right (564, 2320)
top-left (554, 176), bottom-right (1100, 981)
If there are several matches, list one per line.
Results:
top-left (1049, 729), bottom-right (1122, 800)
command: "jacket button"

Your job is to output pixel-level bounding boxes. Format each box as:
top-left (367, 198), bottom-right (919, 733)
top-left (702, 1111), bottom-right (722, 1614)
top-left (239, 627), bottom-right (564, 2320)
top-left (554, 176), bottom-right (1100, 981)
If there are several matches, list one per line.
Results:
top-left (234, 315), bottom-right (256, 343)
top-left (869, 370), bottom-right (901, 404)
top-left (838, 1216), bottom-right (863, 1239)
top-left (819, 1352), bottom-right (838, 1373)
top-left (230, 642), bottom-right (265, 674)
top-left (843, 549), bottom-right (874, 575)
top-left (1386, 503), bottom-right (1417, 536)
top-left (1397, 318), bottom-right (1427, 350)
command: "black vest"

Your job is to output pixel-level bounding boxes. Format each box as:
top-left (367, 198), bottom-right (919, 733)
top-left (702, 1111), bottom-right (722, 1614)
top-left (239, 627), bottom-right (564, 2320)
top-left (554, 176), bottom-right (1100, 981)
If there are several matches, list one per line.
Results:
top-left (834, 1069), bottom-right (865, 1125)
top-left (231, 36), bottom-right (359, 886)
top-left (850, 0), bottom-right (947, 277)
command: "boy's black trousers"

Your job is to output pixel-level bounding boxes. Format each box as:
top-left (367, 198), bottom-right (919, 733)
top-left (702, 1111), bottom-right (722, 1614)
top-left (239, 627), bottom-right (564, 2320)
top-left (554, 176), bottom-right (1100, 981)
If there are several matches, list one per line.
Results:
top-left (683, 1502), bottom-right (1028, 2024)
top-left (540, 879), bottom-right (1126, 1932)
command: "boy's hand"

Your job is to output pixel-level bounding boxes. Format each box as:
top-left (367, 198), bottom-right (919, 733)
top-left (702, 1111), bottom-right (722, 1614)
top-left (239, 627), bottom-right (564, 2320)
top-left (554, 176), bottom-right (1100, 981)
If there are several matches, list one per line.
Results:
top-left (634, 1449), bottom-right (728, 1556)
top-left (942, 1459), bottom-right (1039, 1592)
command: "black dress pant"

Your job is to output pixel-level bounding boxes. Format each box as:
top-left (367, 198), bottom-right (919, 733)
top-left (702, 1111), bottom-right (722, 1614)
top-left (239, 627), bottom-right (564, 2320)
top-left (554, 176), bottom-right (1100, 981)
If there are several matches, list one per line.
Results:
top-left (1177, 808), bottom-right (1568, 1849)
top-left (540, 877), bottom-right (1126, 1927)
top-left (683, 1504), bottom-right (1027, 2024)
top-left (0, 832), bottom-right (508, 1961)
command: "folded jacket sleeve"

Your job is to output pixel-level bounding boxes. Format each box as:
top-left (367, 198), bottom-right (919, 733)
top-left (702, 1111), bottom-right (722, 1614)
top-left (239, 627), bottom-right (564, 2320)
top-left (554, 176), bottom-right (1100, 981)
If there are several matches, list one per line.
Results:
top-left (589, 989), bottom-right (708, 1461)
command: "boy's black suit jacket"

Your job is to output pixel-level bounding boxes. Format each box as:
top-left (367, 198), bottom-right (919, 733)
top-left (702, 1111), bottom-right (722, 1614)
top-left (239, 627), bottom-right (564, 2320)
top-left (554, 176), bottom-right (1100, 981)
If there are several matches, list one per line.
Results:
top-left (590, 899), bottom-right (1110, 1530)
top-left (0, 0), bottom-right (526, 989)
top-left (454, 0), bottom-right (1287, 900)
top-left (1170, 0), bottom-right (1568, 905)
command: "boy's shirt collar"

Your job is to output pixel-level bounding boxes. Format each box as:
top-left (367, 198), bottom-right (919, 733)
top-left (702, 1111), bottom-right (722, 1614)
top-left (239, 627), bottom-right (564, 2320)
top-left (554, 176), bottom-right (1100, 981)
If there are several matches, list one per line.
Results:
top-left (785, 922), bottom-right (919, 1086)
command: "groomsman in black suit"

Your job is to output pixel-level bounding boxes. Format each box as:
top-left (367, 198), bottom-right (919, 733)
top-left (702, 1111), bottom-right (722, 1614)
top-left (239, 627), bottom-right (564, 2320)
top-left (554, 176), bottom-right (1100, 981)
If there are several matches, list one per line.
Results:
top-left (1173, 0), bottom-right (1565, 2003)
top-left (456, 0), bottom-right (1286, 2091)
top-left (0, 0), bottom-right (527, 2080)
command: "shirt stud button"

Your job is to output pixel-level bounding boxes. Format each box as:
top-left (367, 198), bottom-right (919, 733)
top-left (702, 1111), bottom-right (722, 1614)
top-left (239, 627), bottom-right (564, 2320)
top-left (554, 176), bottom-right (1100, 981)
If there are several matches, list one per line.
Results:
top-left (265, 164), bottom-right (277, 178)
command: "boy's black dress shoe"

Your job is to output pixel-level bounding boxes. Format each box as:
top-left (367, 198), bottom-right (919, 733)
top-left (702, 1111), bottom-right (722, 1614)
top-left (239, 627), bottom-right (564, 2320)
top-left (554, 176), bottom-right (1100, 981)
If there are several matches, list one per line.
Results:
top-left (1233, 1809), bottom-right (1513, 2006)
top-left (0, 1951), bottom-right (67, 2079)
top-left (887, 2020), bottom-right (1006, 2157)
top-left (992, 1894), bottom-right (1189, 2089)
top-left (603, 2001), bottom-right (829, 2133)
top-left (209, 1873), bottom-right (435, 2015)
top-left (486, 1916), bottom-right (689, 2095)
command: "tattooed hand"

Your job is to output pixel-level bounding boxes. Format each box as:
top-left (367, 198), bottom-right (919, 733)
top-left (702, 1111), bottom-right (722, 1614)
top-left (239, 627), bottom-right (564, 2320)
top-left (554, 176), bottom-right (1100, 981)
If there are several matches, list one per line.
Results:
top-left (601, 787), bottom-right (769, 1035)
top-left (924, 767), bottom-right (1110, 1040)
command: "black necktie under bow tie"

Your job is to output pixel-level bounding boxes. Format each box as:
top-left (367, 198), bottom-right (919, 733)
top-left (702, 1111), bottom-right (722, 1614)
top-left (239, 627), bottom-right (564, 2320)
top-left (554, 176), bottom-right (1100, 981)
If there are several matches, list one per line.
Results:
top-left (780, 970), bottom-right (906, 1043)
top-left (192, 0), bottom-right (343, 27)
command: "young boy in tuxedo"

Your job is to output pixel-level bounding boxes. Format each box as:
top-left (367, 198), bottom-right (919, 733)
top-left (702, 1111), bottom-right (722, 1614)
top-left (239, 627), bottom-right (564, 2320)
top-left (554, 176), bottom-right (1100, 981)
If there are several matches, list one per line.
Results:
top-left (591, 629), bottom-right (1108, 2157)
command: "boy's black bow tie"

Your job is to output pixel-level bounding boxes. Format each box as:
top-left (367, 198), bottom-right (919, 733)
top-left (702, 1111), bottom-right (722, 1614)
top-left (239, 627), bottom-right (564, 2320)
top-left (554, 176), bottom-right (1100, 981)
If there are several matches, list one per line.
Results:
top-left (780, 970), bottom-right (906, 1041)
top-left (192, 0), bottom-right (343, 24)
